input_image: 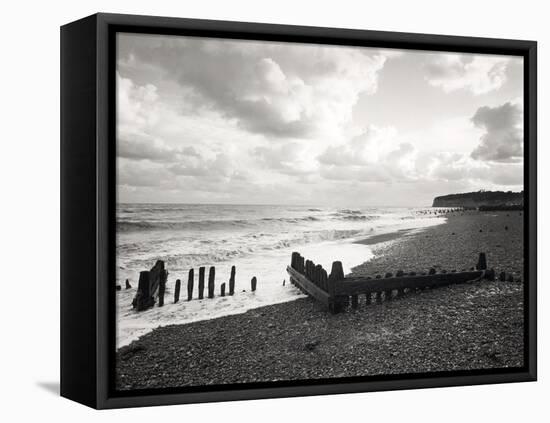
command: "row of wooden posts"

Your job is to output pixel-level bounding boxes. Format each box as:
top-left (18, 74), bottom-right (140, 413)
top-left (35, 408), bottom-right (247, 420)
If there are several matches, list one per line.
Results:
top-left (288, 251), bottom-right (495, 313)
top-left (130, 252), bottom-right (503, 313)
top-left (171, 266), bottom-right (257, 303)
top-left (417, 208), bottom-right (463, 215)
top-left (131, 260), bottom-right (258, 311)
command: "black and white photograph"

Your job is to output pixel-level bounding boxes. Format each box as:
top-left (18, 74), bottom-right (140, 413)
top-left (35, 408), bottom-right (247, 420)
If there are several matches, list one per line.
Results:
top-left (3, 0), bottom-right (547, 418)
top-left (114, 31), bottom-right (527, 391)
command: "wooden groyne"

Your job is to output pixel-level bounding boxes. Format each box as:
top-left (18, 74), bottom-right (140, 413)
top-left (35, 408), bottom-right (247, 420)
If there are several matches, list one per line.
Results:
top-left (129, 253), bottom-right (498, 314)
top-left (287, 252), bottom-right (496, 313)
top-left (131, 261), bottom-right (258, 311)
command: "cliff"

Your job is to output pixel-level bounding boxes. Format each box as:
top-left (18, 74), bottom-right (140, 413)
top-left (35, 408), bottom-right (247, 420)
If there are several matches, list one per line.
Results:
top-left (432, 191), bottom-right (523, 208)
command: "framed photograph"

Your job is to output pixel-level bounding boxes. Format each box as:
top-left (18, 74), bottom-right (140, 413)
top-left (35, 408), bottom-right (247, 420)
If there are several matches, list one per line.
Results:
top-left (60, 13), bottom-right (537, 409)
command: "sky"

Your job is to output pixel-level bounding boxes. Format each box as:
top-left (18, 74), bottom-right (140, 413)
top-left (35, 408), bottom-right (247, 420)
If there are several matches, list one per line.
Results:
top-left (116, 33), bottom-right (524, 207)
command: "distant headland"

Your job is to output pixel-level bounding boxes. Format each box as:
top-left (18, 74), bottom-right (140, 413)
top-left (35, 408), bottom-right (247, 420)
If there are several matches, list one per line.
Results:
top-left (432, 190), bottom-right (524, 210)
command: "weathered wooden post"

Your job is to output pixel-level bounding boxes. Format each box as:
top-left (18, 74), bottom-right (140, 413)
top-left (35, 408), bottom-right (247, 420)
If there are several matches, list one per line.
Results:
top-left (125, 279), bottom-right (131, 289)
top-left (299, 255), bottom-right (305, 274)
top-left (317, 265), bottom-right (323, 285)
top-left (187, 268), bottom-right (194, 301)
top-left (174, 279), bottom-right (181, 303)
top-left (198, 266), bottom-right (205, 299)
top-left (320, 268), bottom-right (328, 291)
top-left (351, 294), bottom-right (359, 309)
top-left (312, 262), bottom-right (317, 282)
top-left (158, 269), bottom-right (167, 307)
top-left (251, 276), bottom-right (257, 292)
top-left (477, 252), bottom-right (487, 270)
top-left (132, 260), bottom-right (166, 311)
top-left (291, 252), bottom-right (299, 269)
top-left (229, 265), bottom-right (236, 295)
top-left (132, 271), bottom-right (149, 310)
top-left (221, 283), bottom-right (226, 297)
top-left (328, 261), bottom-right (346, 313)
top-left (208, 266), bottom-right (215, 299)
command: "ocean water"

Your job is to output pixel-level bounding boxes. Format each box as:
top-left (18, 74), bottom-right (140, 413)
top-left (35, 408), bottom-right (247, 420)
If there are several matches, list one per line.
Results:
top-left (116, 204), bottom-right (446, 348)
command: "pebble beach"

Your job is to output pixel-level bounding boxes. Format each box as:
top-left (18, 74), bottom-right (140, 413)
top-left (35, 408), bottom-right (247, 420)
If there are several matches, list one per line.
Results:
top-left (116, 211), bottom-right (524, 390)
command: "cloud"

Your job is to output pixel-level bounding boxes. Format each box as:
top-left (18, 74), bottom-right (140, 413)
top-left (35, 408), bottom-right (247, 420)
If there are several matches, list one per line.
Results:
top-left (117, 160), bottom-right (174, 188)
top-left (117, 34), bottom-right (387, 139)
top-left (317, 120), bottom-right (523, 188)
top-left (168, 152), bottom-right (234, 183)
top-left (116, 33), bottom-right (524, 205)
top-left (319, 126), bottom-right (398, 166)
top-left (424, 151), bottom-right (522, 186)
top-left (117, 72), bottom-right (160, 134)
top-left (118, 133), bottom-right (184, 162)
top-left (318, 125), bottom-right (418, 183)
top-left (414, 99), bottom-right (524, 188)
top-left (470, 101), bottom-right (523, 162)
top-left (253, 142), bottom-right (316, 176)
top-left (424, 53), bottom-right (511, 95)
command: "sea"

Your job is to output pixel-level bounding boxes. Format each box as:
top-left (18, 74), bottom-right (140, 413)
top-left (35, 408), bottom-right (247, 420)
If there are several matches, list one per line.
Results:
top-left (116, 204), bottom-right (446, 348)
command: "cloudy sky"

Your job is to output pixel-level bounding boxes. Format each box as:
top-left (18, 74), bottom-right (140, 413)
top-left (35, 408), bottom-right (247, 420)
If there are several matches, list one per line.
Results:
top-left (116, 33), bottom-right (524, 206)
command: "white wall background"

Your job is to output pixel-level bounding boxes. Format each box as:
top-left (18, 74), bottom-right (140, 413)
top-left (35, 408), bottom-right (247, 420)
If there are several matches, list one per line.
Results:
top-left (1, 0), bottom-right (546, 420)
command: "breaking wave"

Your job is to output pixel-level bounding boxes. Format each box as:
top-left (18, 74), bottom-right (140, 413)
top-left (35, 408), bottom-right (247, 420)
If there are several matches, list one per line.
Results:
top-left (117, 213), bottom-right (370, 233)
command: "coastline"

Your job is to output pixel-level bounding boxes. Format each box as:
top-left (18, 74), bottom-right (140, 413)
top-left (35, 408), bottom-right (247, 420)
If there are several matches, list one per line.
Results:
top-left (354, 228), bottom-right (414, 245)
top-left (351, 210), bottom-right (524, 280)
top-left (115, 209), bottom-right (444, 348)
top-left (116, 210), bottom-right (524, 390)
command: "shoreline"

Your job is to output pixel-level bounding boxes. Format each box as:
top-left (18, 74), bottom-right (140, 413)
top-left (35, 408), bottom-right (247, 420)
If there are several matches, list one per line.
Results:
top-left (354, 228), bottom-right (415, 245)
top-left (115, 214), bottom-right (444, 348)
top-left (351, 210), bottom-right (524, 279)
top-left (116, 210), bottom-right (524, 390)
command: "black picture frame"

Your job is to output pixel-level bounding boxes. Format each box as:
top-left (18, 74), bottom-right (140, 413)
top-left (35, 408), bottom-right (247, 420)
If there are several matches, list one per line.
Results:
top-left (60, 12), bottom-right (537, 409)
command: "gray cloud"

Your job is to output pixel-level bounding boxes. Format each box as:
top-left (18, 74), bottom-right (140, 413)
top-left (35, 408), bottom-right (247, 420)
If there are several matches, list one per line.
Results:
top-left (320, 166), bottom-right (393, 183)
top-left (118, 34), bottom-right (386, 139)
top-left (118, 134), bottom-right (178, 162)
top-left (470, 101), bottom-right (523, 163)
top-left (116, 33), bottom-right (524, 205)
top-left (118, 133), bottom-right (201, 163)
top-left (317, 126), bottom-right (418, 183)
top-left (424, 53), bottom-right (512, 94)
top-left (253, 142), bottom-right (314, 176)
top-left (168, 152), bottom-right (234, 183)
top-left (426, 152), bottom-right (522, 186)
top-left (117, 161), bottom-right (174, 188)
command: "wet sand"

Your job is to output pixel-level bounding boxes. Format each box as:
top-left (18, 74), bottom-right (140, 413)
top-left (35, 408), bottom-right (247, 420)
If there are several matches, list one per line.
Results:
top-left (116, 211), bottom-right (524, 390)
